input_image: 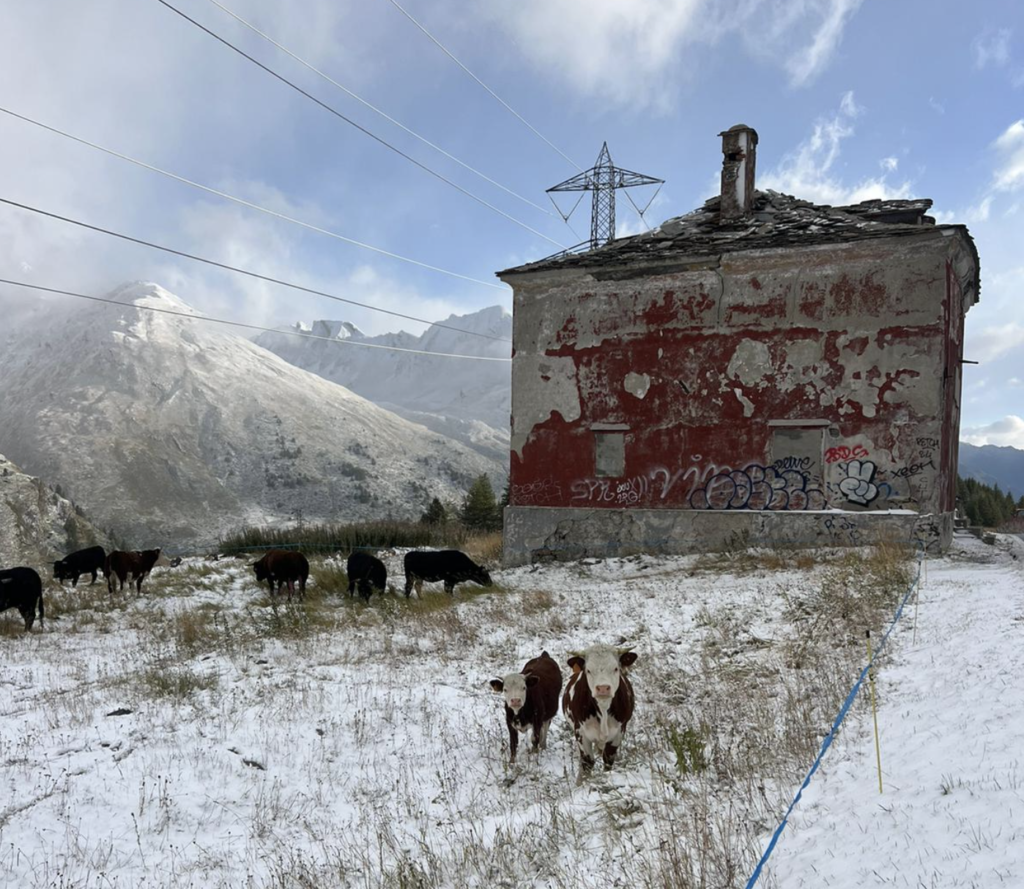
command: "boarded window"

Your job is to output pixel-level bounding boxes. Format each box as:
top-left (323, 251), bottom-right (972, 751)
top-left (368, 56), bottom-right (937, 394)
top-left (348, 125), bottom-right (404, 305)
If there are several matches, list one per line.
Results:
top-left (594, 432), bottom-right (625, 477)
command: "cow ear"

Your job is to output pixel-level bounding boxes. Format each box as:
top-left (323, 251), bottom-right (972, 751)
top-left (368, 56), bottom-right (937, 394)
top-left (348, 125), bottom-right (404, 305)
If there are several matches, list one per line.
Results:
top-left (567, 656), bottom-right (585, 674)
top-left (489, 679), bottom-right (504, 692)
top-left (619, 651), bottom-right (638, 669)
top-left (525, 673), bottom-right (540, 688)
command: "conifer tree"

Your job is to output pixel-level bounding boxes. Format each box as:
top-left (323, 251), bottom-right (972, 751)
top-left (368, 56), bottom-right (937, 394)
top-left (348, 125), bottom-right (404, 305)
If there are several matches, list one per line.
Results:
top-left (461, 475), bottom-right (500, 531)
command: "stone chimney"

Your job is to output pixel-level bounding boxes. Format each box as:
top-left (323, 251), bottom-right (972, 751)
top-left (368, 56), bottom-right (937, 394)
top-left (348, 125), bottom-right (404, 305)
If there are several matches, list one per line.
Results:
top-left (719, 124), bottom-right (758, 222)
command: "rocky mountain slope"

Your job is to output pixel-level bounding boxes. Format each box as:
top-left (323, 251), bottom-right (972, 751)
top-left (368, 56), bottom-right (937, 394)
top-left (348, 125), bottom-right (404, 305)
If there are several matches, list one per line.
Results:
top-left (0, 283), bottom-right (500, 549)
top-left (255, 306), bottom-right (511, 461)
top-left (958, 443), bottom-right (1024, 498)
top-left (0, 453), bottom-right (108, 568)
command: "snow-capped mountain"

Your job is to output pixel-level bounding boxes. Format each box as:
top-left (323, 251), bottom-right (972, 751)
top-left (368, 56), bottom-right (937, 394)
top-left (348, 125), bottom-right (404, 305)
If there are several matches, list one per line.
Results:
top-left (0, 283), bottom-right (500, 548)
top-left (255, 305), bottom-right (512, 460)
top-left (0, 453), bottom-right (108, 567)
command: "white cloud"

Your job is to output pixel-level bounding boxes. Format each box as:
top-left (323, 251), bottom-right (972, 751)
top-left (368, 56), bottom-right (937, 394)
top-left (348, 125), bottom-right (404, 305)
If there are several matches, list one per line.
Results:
top-left (760, 92), bottom-right (911, 205)
top-left (972, 27), bottom-right (1012, 69)
top-left (992, 119), bottom-right (1024, 191)
top-left (784, 0), bottom-right (863, 87)
top-left (928, 96), bottom-right (946, 115)
top-left (961, 415), bottom-right (1024, 448)
top-left (880, 156), bottom-right (899, 172)
top-left (966, 322), bottom-right (1024, 361)
top-left (490, 0), bottom-right (863, 111)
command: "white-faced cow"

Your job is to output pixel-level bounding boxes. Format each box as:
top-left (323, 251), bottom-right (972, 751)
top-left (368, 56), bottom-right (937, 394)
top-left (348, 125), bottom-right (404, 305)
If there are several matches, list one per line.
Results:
top-left (54, 545), bottom-right (107, 587)
top-left (0, 567), bottom-right (44, 631)
top-left (563, 645), bottom-right (638, 781)
top-left (403, 550), bottom-right (492, 597)
top-left (252, 549), bottom-right (310, 601)
top-left (346, 551), bottom-right (387, 602)
top-left (489, 651), bottom-right (563, 764)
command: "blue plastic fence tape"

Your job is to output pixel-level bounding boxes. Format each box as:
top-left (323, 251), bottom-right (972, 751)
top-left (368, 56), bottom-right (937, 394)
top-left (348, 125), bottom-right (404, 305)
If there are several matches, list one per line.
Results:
top-left (744, 553), bottom-right (923, 889)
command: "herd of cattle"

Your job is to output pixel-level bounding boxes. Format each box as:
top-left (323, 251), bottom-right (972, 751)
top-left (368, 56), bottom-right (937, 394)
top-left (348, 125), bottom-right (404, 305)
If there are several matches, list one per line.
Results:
top-left (1, 544), bottom-right (640, 777)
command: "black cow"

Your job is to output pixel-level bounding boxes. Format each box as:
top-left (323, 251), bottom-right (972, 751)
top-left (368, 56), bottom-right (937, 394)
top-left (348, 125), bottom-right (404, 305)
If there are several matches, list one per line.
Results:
top-left (346, 551), bottom-right (387, 602)
top-left (403, 550), bottom-right (493, 597)
top-left (252, 550), bottom-right (310, 601)
top-left (490, 651), bottom-right (563, 763)
top-left (54, 545), bottom-right (106, 587)
top-left (0, 567), bottom-right (44, 631)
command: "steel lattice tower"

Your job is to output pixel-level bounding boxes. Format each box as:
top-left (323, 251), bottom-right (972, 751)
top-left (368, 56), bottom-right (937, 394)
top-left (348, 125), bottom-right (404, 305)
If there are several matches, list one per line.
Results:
top-left (547, 143), bottom-right (663, 251)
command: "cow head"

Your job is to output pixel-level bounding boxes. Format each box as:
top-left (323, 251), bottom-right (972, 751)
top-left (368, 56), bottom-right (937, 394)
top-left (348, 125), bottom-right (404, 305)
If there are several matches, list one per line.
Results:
top-left (567, 645), bottom-right (637, 703)
top-left (473, 565), bottom-right (493, 587)
top-left (490, 672), bottom-right (539, 714)
top-left (252, 558), bottom-right (269, 582)
top-left (53, 561), bottom-right (67, 581)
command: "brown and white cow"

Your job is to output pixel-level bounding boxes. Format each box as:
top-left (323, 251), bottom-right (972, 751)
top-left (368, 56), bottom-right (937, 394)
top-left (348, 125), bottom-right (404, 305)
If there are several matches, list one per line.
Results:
top-left (489, 651), bottom-right (563, 764)
top-left (563, 645), bottom-right (638, 780)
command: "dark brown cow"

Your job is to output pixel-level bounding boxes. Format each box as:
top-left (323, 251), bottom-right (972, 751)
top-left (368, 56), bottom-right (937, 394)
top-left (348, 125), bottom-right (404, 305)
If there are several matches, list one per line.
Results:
top-left (563, 644), bottom-right (638, 781)
top-left (105, 549), bottom-right (161, 595)
top-left (489, 651), bottom-right (563, 764)
top-left (252, 550), bottom-right (309, 601)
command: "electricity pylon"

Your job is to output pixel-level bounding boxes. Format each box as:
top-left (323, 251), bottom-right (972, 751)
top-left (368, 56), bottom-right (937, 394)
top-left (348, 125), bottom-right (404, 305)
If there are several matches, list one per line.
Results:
top-left (547, 143), bottom-right (663, 251)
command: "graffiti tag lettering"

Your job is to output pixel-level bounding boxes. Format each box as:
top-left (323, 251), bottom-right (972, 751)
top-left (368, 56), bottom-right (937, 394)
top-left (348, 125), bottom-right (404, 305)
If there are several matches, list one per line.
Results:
top-left (689, 463), bottom-right (826, 511)
top-left (825, 444), bottom-right (869, 464)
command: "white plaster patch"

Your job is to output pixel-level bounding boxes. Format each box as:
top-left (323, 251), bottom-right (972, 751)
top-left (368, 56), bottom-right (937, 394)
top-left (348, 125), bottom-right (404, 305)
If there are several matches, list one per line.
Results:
top-left (733, 387), bottom-right (755, 417)
top-left (727, 339), bottom-right (771, 387)
top-left (623, 372), bottom-right (651, 400)
top-left (511, 354), bottom-right (581, 458)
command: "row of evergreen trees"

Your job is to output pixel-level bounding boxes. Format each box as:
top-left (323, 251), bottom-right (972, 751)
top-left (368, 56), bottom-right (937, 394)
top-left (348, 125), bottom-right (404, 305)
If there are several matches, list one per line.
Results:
top-left (426, 473), bottom-right (1022, 534)
top-left (956, 475), bottom-right (1023, 528)
top-left (420, 474), bottom-right (508, 532)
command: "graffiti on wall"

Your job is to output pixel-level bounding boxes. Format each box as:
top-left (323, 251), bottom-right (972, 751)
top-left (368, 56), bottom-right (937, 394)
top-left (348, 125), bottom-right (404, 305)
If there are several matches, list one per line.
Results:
top-left (689, 463), bottom-right (826, 511)
top-left (825, 444), bottom-right (869, 464)
top-left (570, 475), bottom-right (650, 505)
top-left (837, 459), bottom-right (879, 506)
top-left (512, 478), bottom-right (563, 505)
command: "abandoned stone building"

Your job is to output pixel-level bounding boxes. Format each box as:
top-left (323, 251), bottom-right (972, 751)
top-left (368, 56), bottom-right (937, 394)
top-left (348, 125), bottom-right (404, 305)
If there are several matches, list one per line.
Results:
top-left (498, 125), bottom-right (979, 565)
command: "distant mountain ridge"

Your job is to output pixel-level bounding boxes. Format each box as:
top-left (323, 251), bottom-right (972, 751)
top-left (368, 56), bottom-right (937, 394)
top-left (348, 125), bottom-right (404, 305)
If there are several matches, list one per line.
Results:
top-left (255, 306), bottom-right (511, 462)
top-left (0, 283), bottom-right (500, 549)
top-left (958, 443), bottom-right (1024, 498)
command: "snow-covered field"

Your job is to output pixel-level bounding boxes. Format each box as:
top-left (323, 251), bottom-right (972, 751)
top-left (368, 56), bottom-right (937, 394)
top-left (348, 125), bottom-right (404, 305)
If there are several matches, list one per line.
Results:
top-left (1, 533), bottom-right (1020, 888)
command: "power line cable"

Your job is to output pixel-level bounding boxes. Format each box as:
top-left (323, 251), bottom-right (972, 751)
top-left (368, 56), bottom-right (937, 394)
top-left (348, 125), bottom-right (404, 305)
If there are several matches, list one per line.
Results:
top-left (0, 197), bottom-right (512, 343)
top-left (205, 0), bottom-right (557, 223)
top-left (383, 0), bottom-right (581, 171)
top-left (0, 105), bottom-right (506, 291)
top-left (155, 0), bottom-right (565, 249)
top-left (0, 278), bottom-right (512, 362)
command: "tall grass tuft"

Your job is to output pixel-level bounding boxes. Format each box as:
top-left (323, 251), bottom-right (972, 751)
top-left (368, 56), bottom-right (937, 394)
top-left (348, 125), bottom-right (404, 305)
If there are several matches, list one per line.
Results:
top-left (219, 520), bottom-right (471, 556)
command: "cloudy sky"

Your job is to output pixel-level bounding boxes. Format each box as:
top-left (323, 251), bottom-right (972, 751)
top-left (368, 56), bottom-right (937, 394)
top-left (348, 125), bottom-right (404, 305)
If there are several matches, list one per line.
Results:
top-left (0, 0), bottom-right (1021, 444)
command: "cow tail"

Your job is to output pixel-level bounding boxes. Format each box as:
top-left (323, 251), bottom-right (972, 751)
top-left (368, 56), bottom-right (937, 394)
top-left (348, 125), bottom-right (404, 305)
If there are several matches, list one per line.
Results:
top-left (38, 588), bottom-right (45, 629)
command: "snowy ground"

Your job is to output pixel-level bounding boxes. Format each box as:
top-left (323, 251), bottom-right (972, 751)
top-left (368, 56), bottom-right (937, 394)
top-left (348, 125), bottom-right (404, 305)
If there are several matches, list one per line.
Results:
top-left (0, 534), bottom-right (1019, 888)
top-left (768, 530), bottom-right (1024, 888)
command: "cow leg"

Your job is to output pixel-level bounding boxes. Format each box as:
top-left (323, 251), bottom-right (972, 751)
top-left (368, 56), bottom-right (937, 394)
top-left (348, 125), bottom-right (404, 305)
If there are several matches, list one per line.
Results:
top-left (404, 575), bottom-right (413, 597)
top-left (602, 741), bottom-right (620, 770)
top-left (444, 580), bottom-right (455, 596)
top-left (347, 577), bottom-right (356, 597)
top-left (72, 573), bottom-right (80, 588)
top-left (508, 721), bottom-right (519, 764)
top-left (576, 734), bottom-right (596, 783)
top-left (90, 570), bottom-right (98, 585)
top-left (537, 718), bottom-right (552, 750)
top-left (20, 607), bottom-right (34, 632)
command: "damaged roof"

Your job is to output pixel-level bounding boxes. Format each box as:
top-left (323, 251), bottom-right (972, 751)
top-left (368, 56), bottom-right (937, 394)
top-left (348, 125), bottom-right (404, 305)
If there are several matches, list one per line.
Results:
top-left (497, 190), bottom-right (976, 277)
